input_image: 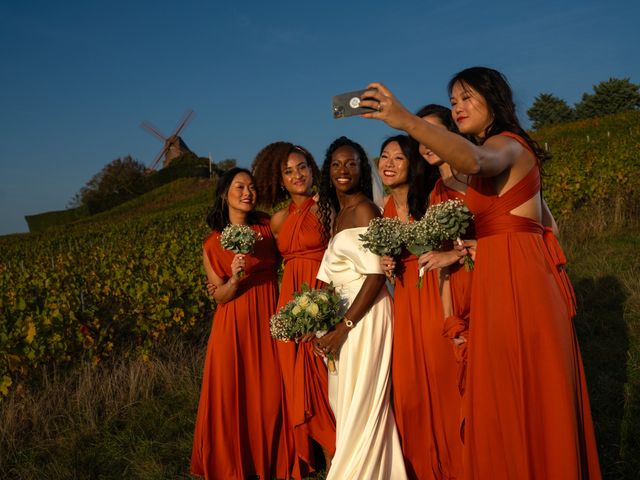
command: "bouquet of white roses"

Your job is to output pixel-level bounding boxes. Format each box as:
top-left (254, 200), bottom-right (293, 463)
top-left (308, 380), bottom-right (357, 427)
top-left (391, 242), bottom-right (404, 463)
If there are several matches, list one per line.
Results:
top-left (269, 283), bottom-right (344, 372)
top-left (219, 224), bottom-right (263, 277)
top-left (359, 217), bottom-right (406, 282)
top-left (404, 199), bottom-right (474, 287)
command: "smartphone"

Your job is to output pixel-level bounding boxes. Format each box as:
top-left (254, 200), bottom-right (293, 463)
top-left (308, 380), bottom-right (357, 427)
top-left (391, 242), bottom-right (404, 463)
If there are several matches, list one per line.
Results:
top-left (332, 88), bottom-right (377, 119)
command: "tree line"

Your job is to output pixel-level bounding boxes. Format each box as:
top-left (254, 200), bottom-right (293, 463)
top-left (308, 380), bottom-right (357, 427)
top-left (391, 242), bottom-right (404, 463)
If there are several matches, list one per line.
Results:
top-left (527, 77), bottom-right (640, 130)
top-left (69, 154), bottom-right (237, 215)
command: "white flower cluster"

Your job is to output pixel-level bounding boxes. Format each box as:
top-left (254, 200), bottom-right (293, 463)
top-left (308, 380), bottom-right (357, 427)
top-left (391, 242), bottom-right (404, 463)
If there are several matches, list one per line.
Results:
top-left (269, 284), bottom-right (343, 341)
top-left (219, 224), bottom-right (263, 254)
top-left (405, 199), bottom-right (473, 256)
top-left (359, 217), bottom-right (406, 256)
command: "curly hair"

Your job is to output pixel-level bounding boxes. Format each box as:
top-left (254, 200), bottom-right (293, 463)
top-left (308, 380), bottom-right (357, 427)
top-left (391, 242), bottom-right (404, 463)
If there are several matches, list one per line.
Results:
top-left (250, 141), bottom-right (320, 208)
top-left (317, 136), bottom-right (372, 240)
top-left (447, 67), bottom-right (550, 166)
top-left (206, 167), bottom-right (259, 232)
top-left (379, 135), bottom-right (437, 220)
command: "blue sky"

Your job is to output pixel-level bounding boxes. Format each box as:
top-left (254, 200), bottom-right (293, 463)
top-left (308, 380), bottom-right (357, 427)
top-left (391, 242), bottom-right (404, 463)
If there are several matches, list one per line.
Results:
top-left (1, 0), bottom-right (638, 235)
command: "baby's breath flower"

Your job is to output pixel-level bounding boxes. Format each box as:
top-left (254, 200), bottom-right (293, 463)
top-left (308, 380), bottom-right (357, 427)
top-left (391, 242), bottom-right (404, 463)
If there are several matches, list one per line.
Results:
top-left (359, 217), bottom-right (406, 256)
top-left (220, 224), bottom-right (262, 254)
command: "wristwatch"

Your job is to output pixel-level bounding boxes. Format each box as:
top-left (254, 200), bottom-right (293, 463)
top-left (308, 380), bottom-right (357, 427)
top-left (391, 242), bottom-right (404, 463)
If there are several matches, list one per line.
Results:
top-left (344, 317), bottom-right (354, 328)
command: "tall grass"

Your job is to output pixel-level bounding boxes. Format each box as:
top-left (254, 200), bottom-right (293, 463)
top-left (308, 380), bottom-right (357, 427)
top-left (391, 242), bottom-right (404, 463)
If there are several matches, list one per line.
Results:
top-left (0, 336), bottom-right (206, 479)
top-left (559, 194), bottom-right (640, 479)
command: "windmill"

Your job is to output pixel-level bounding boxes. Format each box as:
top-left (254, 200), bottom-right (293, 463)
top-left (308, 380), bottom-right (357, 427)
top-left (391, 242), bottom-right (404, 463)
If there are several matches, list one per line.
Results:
top-left (141, 110), bottom-right (196, 169)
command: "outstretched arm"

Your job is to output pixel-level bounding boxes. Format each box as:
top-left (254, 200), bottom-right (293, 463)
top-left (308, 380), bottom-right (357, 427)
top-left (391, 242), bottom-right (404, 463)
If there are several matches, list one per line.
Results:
top-left (359, 82), bottom-right (521, 177)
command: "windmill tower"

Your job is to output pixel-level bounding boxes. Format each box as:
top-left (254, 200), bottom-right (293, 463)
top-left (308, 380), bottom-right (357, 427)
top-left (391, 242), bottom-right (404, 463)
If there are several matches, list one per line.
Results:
top-left (141, 110), bottom-right (196, 169)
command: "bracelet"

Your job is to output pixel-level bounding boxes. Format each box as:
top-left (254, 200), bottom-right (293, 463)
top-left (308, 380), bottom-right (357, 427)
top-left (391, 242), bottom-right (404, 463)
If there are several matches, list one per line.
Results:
top-left (343, 317), bottom-right (355, 328)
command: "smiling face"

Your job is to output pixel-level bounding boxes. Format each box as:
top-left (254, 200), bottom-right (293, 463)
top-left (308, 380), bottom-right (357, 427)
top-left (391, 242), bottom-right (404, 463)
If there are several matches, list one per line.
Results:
top-left (419, 115), bottom-right (449, 166)
top-left (450, 80), bottom-right (492, 138)
top-left (281, 151), bottom-right (313, 196)
top-left (330, 145), bottom-right (361, 194)
top-left (226, 171), bottom-right (257, 214)
top-left (378, 141), bottom-right (409, 188)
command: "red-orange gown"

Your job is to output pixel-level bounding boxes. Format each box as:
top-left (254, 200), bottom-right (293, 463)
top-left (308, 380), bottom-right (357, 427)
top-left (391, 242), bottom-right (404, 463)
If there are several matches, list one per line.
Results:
top-left (191, 216), bottom-right (286, 480)
top-left (462, 132), bottom-right (601, 479)
top-left (385, 199), bottom-right (464, 480)
top-left (275, 197), bottom-right (336, 478)
top-left (430, 180), bottom-right (473, 398)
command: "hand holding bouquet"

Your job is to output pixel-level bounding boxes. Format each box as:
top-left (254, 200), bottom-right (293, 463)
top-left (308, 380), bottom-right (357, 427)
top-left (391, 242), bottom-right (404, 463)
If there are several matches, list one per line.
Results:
top-left (359, 217), bottom-right (406, 283)
top-left (405, 199), bottom-right (473, 287)
top-left (270, 283), bottom-right (344, 372)
top-left (219, 224), bottom-right (263, 278)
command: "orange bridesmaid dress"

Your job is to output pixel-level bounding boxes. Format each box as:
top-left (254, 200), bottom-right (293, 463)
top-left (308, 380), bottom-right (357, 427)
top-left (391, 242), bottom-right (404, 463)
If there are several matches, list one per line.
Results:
top-left (430, 179), bottom-right (473, 398)
top-left (275, 197), bottom-right (336, 479)
top-left (190, 216), bottom-right (286, 480)
top-left (462, 132), bottom-right (601, 479)
top-left (385, 199), bottom-right (464, 480)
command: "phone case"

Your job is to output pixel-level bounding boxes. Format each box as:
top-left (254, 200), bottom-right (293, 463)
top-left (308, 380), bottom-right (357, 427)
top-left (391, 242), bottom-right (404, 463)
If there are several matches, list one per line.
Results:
top-left (332, 89), bottom-right (376, 118)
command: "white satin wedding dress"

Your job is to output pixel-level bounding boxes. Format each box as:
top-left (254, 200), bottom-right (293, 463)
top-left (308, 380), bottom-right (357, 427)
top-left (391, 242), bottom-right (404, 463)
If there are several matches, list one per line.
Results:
top-left (317, 227), bottom-right (407, 480)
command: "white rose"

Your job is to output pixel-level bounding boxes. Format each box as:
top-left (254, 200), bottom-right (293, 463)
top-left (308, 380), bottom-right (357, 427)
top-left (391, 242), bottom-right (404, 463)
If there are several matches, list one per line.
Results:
top-left (292, 305), bottom-right (302, 316)
top-left (307, 303), bottom-right (319, 317)
top-left (298, 296), bottom-right (310, 307)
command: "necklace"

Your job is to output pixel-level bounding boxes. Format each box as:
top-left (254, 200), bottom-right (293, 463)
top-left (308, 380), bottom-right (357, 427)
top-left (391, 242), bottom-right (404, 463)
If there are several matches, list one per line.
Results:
top-left (393, 197), bottom-right (411, 223)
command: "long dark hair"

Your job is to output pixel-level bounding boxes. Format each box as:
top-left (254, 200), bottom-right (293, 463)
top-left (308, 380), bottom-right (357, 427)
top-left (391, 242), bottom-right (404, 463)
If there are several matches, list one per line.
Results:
top-left (379, 134), bottom-right (436, 220)
top-left (414, 103), bottom-right (466, 187)
top-left (317, 136), bottom-right (372, 240)
top-left (415, 104), bottom-right (458, 134)
top-left (447, 67), bottom-right (550, 165)
top-left (206, 167), bottom-right (259, 232)
top-left (250, 141), bottom-right (320, 207)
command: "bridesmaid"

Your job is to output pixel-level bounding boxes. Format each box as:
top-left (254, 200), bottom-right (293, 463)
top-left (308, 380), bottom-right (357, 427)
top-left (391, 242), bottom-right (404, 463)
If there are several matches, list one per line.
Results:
top-left (251, 142), bottom-right (336, 478)
top-left (377, 134), bottom-right (464, 480)
top-left (361, 68), bottom-right (601, 479)
top-left (191, 168), bottom-right (286, 480)
top-left (414, 104), bottom-right (474, 397)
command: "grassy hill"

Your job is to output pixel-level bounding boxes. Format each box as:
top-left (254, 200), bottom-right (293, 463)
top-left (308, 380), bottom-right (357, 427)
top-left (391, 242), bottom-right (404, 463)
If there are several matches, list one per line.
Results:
top-left (1, 113), bottom-right (639, 478)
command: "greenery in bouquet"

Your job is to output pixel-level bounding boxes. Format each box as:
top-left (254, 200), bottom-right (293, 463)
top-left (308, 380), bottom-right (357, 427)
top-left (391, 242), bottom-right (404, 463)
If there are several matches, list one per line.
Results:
top-left (269, 283), bottom-right (344, 371)
top-left (359, 217), bottom-right (406, 257)
top-left (219, 224), bottom-right (262, 254)
top-left (219, 224), bottom-right (263, 277)
top-left (404, 199), bottom-right (474, 287)
top-left (359, 217), bottom-right (406, 283)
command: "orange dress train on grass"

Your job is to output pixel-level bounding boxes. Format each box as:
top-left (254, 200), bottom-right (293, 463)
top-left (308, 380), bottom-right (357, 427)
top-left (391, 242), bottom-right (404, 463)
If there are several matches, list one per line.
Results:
top-left (190, 217), bottom-right (286, 480)
top-left (462, 132), bottom-right (601, 479)
top-left (275, 197), bottom-right (336, 478)
top-left (385, 199), bottom-right (463, 480)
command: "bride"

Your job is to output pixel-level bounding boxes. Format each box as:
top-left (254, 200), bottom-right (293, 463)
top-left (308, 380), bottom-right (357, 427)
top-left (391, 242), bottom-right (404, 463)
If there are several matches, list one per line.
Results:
top-left (314, 136), bottom-right (407, 480)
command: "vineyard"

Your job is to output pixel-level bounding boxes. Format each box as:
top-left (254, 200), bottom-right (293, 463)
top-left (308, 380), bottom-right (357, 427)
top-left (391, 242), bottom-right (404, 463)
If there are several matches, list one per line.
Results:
top-left (1, 113), bottom-right (639, 398)
top-left (533, 110), bottom-right (640, 214)
top-left (0, 178), bottom-right (215, 396)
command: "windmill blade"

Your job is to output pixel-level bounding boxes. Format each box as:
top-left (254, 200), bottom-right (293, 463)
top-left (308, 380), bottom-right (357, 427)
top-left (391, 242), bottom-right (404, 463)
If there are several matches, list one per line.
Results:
top-left (173, 109), bottom-right (195, 136)
top-left (141, 121), bottom-right (167, 141)
top-left (149, 144), bottom-right (169, 170)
